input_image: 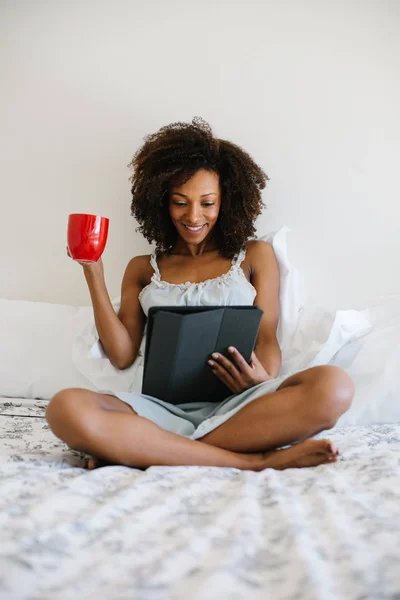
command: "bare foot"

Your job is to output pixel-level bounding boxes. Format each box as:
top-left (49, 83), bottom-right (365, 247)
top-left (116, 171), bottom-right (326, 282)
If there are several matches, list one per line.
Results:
top-left (85, 440), bottom-right (339, 471)
top-left (257, 439), bottom-right (339, 471)
top-left (86, 456), bottom-right (110, 470)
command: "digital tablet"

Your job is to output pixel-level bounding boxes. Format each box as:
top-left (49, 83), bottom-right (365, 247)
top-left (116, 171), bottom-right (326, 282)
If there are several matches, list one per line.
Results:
top-left (142, 305), bottom-right (263, 404)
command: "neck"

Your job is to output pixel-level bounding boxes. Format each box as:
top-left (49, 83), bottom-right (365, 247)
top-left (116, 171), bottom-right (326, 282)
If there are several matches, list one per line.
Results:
top-left (172, 231), bottom-right (219, 257)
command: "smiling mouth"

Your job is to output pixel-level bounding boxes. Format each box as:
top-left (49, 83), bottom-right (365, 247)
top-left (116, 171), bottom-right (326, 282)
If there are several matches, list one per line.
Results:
top-left (183, 224), bottom-right (206, 233)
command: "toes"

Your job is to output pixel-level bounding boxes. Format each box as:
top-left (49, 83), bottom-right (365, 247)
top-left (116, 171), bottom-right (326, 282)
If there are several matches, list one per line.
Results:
top-left (315, 453), bottom-right (338, 467)
top-left (321, 439), bottom-right (339, 456)
top-left (86, 457), bottom-right (103, 470)
top-left (305, 454), bottom-right (335, 467)
top-left (86, 456), bottom-right (111, 469)
top-left (86, 457), bottom-right (96, 470)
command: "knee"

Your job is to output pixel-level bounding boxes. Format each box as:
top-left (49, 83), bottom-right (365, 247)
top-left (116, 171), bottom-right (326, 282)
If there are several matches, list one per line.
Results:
top-left (46, 388), bottom-right (79, 427)
top-left (46, 388), bottom-right (89, 448)
top-left (307, 365), bottom-right (354, 429)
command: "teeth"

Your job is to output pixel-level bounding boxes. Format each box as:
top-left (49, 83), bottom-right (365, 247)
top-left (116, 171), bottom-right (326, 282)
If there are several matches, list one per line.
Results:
top-left (185, 225), bottom-right (204, 232)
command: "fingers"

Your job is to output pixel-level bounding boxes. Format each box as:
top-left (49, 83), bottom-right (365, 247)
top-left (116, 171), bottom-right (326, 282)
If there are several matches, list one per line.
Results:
top-left (227, 347), bottom-right (251, 373)
top-left (208, 357), bottom-right (239, 393)
top-left (208, 351), bottom-right (246, 393)
top-left (209, 352), bottom-right (240, 377)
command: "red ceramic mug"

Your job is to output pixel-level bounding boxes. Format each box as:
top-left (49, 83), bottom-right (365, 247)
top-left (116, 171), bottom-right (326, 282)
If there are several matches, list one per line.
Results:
top-left (67, 213), bottom-right (109, 263)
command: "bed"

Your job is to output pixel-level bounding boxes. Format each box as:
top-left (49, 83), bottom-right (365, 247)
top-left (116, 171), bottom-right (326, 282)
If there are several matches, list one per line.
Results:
top-left (1, 397), bottom-right (400, 599)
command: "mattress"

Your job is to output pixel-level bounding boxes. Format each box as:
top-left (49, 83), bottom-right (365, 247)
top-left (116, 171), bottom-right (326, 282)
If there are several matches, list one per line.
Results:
top-left (1, 397), bottom-right (400, 600)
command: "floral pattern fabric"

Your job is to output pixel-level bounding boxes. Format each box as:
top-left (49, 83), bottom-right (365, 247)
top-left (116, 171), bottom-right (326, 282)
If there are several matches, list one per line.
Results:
top-left (1, 397), bottom-right (400, 600)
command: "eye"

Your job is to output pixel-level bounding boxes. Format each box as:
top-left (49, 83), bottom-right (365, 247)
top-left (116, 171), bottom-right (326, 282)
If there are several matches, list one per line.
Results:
top-left (202, 202), bottom-right (215, 207)
top-left (173, 202), bottom-right (187, 207)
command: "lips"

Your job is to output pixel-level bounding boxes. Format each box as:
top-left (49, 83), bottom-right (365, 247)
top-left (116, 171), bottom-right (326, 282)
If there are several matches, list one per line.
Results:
top-left (183, 224), bottom-right (206, 233)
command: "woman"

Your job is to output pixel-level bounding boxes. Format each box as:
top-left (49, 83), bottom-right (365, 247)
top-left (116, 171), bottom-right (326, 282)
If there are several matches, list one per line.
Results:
top-left (46, 117), bottom-right (354, 471)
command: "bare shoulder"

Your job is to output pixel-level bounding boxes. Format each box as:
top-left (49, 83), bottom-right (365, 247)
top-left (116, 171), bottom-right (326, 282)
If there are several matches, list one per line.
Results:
top-left (123, 254), bottom-right (153, 287)
top-left (245, 239), bottom-right (277, 268)
top-left (244, 240), bottom-right (279, 297)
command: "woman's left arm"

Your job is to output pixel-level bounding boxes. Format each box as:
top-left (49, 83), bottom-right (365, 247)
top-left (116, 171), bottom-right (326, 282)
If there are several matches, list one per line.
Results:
top-left (249, 240), bottom-right (281, 379)
top-left (208, 241), bottom-right (282, 392)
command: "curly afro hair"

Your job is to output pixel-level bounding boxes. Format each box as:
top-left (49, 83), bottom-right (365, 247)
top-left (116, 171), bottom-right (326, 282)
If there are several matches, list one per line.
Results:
top-left (128, 117), bottom-right (269, 258)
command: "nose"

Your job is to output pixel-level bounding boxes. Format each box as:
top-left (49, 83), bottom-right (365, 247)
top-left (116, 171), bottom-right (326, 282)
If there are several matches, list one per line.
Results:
top-left (186, 204), bottom-right (202, 224)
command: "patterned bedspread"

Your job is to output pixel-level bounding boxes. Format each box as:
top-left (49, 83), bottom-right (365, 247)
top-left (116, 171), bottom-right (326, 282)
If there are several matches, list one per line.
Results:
top-left (1, 398), bottom-right (400, 600)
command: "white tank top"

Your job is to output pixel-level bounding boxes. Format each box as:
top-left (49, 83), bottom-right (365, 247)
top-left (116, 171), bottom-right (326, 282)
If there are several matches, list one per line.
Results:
top-left (76, 245), bottom-right (258, 395)
top-left (138, 246), bottom-right (257, 316)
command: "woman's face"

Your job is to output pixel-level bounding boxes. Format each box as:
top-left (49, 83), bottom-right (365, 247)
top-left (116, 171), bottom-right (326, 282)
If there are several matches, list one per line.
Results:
top-left (168, 169), bottom-right (221, 246)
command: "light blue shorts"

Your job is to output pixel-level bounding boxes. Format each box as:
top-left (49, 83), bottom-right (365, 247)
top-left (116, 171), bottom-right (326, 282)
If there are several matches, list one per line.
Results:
top-left (113, 374), bottom-right (288, 440)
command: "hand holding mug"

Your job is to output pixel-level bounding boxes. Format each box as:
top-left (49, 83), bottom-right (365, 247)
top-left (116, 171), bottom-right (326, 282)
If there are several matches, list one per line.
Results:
top-left (66, 245), bottom-right (104, 275)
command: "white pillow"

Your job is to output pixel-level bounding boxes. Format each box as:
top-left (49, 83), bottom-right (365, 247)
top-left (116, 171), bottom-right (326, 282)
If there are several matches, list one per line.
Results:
top-left (0, 299), bottom-right (97, 400)
top-left (72, 297), bottom-right (145, 396)
top-left (258, 226), bottom-right (305, 351)
top-left (279, 304), bottom-right (371, 378)
top-left (333, 296), bottom-right (400, 426)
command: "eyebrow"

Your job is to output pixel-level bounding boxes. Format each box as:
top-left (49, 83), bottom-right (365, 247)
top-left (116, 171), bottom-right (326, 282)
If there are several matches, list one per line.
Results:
top-left (171, 192), bottom-right (217, 198)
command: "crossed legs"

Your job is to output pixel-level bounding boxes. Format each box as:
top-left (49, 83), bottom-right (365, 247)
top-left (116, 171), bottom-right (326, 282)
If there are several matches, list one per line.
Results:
top-left (46, 365), bottom-right (354, 471)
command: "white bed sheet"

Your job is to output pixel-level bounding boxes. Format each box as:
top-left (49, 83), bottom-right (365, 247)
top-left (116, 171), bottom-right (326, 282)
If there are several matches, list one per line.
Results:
top-left (1, 397), bottom-right (400, 600)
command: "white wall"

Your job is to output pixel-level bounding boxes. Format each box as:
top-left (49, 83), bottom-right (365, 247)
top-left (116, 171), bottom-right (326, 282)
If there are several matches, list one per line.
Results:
top-left (1, 0), bottom-right (399, 309)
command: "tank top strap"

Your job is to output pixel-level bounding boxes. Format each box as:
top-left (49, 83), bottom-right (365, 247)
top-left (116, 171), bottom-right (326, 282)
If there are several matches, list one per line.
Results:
top-left (149, 251), bottom-right (161, 280)
top-left (231, 246), bottom-right (247, 270)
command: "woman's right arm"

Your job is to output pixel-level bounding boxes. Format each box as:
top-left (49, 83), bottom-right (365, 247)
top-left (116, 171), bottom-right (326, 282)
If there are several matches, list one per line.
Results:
top-left (81, 256), bottom-right (146, 370)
